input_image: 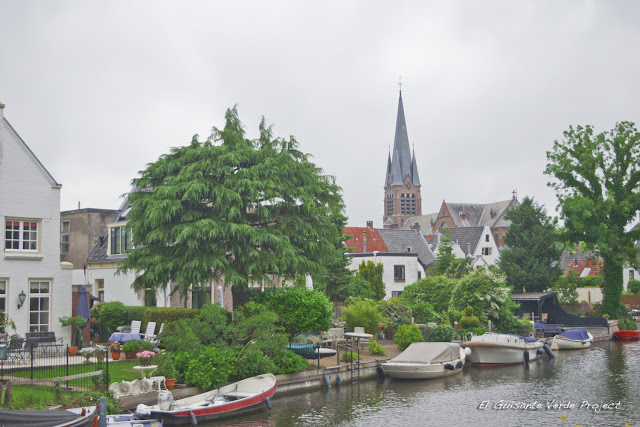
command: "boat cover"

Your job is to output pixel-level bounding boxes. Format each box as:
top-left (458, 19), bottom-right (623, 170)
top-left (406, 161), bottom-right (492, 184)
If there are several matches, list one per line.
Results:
top-left (558, 329), bottom-right (590, 341)
top-left (516, 335), bottom-right (539, 343)
top-left (389, 342), bottom-right (460, 364)
top-left (0, 408), bottom-right (88, 427)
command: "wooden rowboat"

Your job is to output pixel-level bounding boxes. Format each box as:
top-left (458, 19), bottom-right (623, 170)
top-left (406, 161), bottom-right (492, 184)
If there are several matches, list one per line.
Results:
top-left (136, 373), bottom-right (276, 425)
top-left (614, 330), bottom-right (640, 340)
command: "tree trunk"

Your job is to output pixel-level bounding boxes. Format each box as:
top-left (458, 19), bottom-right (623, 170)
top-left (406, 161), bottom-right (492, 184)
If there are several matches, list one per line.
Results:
top-left (602, 254), bottom-right (624, 318)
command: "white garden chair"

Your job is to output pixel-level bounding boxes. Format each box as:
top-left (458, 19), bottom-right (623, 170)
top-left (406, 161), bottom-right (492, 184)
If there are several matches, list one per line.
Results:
top-left (142, 322), bottom-right (156, 339)
top-left (130, 320), bottom-right (142, 335)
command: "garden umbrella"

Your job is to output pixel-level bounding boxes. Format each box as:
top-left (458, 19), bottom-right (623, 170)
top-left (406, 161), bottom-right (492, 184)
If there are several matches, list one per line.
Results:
top-left (217, 286), bottom-right (223, 307)
top-left (76, 286), bottom-right (90, 350)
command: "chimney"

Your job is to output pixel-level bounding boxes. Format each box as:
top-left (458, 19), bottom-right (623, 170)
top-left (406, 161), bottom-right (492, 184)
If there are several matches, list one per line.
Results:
top-left (362, 231), bottom-right (367, 253)
top-left (366, 220), bottom-right (373, 230)
top-left (411, 222), bottom-right (420, 232)
top-left (467, 242), bottom-right (471, 255)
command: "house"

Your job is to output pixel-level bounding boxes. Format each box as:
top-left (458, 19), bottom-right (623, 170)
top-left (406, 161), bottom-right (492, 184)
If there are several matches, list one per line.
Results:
top-left (0, 102), bottom-right (72, 341)
top-left (85, 192), bottom-right (234, 310)
top-left (344, 222), bottom-right (435, 298)
top-left (431, 225), bottom-right (501, 268)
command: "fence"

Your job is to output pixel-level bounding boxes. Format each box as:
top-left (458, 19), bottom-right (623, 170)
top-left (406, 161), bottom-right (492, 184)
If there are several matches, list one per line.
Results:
top-left (0, 345), bottom-right (109, 392)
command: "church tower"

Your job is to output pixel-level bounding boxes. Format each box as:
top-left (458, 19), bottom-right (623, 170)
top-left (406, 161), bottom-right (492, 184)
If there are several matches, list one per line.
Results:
top-left (383, 91), bottom-right (422, 229)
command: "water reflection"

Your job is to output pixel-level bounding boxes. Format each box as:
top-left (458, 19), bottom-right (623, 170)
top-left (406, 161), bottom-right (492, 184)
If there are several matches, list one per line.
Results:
top-left (209, 341), bottom-right (640, 426)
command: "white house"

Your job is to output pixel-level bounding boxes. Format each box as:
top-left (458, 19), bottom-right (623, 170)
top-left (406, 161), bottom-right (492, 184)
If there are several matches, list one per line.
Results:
top-left (0, 102), bottom-right (72, 341)
top-left (346, 251), bottom-right (422, 299)
top-left (432, 225), bottom-right (500, 268)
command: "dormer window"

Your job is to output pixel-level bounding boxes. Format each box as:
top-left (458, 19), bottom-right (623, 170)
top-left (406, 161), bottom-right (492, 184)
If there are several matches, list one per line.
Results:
top-left (109, 223), bottom-right (131, 255)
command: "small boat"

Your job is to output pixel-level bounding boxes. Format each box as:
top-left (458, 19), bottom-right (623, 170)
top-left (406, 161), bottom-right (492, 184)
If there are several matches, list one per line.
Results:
top-left (613, 330), bottom-right (640, 340)
top-left (549, 329), bottom-right (593, 350)
top-left (136, 373), bottom-right (276, 425)
top-left (106, 413), bottom-right (163, 426)
top-left (381, 342), bottom-right (466, 379)
top-left (0, 406), bottom-right (97, 427)
top-left (461, 333), bottom-right (550, 367)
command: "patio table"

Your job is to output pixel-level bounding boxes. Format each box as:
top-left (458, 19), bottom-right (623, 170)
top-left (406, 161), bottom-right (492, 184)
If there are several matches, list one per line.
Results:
top-left (108, 332), bottom-right (141, 343)
top-left (344, 332), bottom-right (373, 348)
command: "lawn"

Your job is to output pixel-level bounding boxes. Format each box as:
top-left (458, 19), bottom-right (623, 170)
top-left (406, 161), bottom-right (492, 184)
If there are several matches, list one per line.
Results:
top-left (9, 359), bottom-right (144, 386)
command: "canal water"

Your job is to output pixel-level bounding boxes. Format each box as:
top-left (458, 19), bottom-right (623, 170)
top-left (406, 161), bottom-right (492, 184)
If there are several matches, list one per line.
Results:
top-left (213, 340), bottom-right (639, 426)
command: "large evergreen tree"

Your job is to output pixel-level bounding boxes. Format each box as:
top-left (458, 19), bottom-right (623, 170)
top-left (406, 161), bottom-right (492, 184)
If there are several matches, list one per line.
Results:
top-left (498, 197), bottom-right (562, 292)
top-left (118, 106), bottom-right (347, 305)
top-left (545, 122), bottom-right (640, 317)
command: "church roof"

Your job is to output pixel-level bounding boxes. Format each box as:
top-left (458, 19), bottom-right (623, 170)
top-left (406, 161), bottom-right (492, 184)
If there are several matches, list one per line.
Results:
top-left (446, 198), bottom-right (518, 228)
top-left (385, 92), bottom-right (419, 187)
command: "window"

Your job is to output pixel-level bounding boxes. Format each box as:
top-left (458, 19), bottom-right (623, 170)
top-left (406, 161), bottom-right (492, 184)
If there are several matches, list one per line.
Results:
top-left (96, 279), bottom-right (104, 302)
top-left (192, 287), bottom-right (212, 309)
top-left (0, 280), bottom-right (6, 314)
top-left (5, 219), bottom-right (39, 251)
top-left (417, 271), bottom-right (421, 280)
top-left (630, 270), bottom-right (635, 280)
top-left (485, 234), bottom-right (489, 242)
top-left (29, 280), bottom-right (50, 332)
top-left (144, 288), bottom-right (157, 307)
top-left (391, 291), bottom-right (403, 298)
top-left (61, 221), bottom-right (70, 254)
top-left (482, 247), bottom-right (492, 256)
top-left (394, 265), bottom-right (405, 281)
top-left (110, 226), bottom-right (131, 255)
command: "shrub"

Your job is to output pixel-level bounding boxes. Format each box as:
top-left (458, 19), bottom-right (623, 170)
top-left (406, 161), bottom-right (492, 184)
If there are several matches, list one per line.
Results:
top-left (368, 338), bottom-right (386, 356)
top-left (406, 301), bottom-right (441, 324)
top-left (122, 340), bottom-right (141, 352)
top-left (158, 352), bottom-right (177, 379)
top-left (340, 300), bottom-right (382, 334)
top-left (446, 310), bottom-right (464, 327)
top-left (552, 271), bottom-right (580, 304)
top-left (628, 279), bottom-right (640, 295)
top-left (273, 350), bottom-right (310, 375)
top-left (457, 326), bottom-right (487, 340)
top-left (400, 276), bottom-right (456, 313)
top-left (143, 307), bottom-right (201, 325)
top-left (158, 320), bottom-right (203, 353)
top-left (459, 307), bottom-right (480, 328)
top-left (255, 286), bottom-right (333, 338)
top-left (124, 306), bottom-right (151, 328)
top-left (579, 276), bottom-right (604, 288)
top-left (429, 325), bottom-right (454, 342)
top-left (618, 317), bottom-right (637, 331)
top-left (394, 324), bottom-right (425, 351)
top-left (234, 345), bottom-right (277, 380)
top-left (183, 344), bottom-right (236, 389)
top-left (341, 351), bottom-right (360, 362)
top-left (91, 302), bottom-right (127, 335)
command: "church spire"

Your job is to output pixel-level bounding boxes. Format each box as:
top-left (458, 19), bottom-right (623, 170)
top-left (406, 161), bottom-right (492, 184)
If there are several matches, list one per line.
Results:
top-left (384, 148), bottom-right (392, 186)
top-left (389, 91), bottom-right (413, 184)
top-left (411, 146), bottom-right (421, 186)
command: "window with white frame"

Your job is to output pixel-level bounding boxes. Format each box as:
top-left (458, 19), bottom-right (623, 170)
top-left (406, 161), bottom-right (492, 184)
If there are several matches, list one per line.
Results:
top-left (394, 265), bottom-right (405, 281)
top-left (29, 280), bottom-right (50, 332)
top-left (485, 234), bottom-right (490, 242)
top-left (482, 247), bottom-right (492, 256)
top-left (5, 219), bottom-right (39, 251)
top-left (0, 280), bottom-right (6, 314)
top-left (110, 225), bottom-right (131, 255)
top-left (96, 279), bottom-right (104, 302)
top-left (61, 221), bottom-right (70, 254)
top-left (630, 270), bottom-right (635, 280)
top-left (391, 291), bottom-right (403, 298)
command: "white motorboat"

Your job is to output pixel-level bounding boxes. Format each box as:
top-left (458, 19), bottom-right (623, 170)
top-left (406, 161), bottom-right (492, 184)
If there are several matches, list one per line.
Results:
top-left (549, 329), bottom-right (593, 350)
top-left (381, 342), bottom-right (466, 379)
top-left (461, 333), bottom-right (550, 367)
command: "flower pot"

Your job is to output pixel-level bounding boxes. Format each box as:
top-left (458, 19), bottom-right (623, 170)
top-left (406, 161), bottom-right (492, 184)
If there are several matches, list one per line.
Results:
top-left (95, 352), bottom-right (106, 361)
top-left (92, 336), bottom-right (99, 344)
top-left (165, 378), bottom-right (176, 390)
top-left (68, 346), bottom-right (78, 356)
top-left (125, 351), bottom-right (137, 359)
top-left (140, 358), bottom-right (151, 367)
top-left (111, 352), bottom-right (121, 361)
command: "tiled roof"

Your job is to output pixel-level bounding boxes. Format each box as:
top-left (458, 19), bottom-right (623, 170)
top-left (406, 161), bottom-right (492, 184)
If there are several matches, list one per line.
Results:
top-left (446, 199), bottom-right (517, 228)
top-left (377, 228), bottom-right (435, 269)
top-left (343, 227), bottom-right (389, 253)
top-left (559, 249), bottom-right (601, 273)
top-left (444, 226), bottom-right (485, 256)
top-left (566, 259), bottom-right (603, 277)
top-left (400, 212), bottom-right (437, 234)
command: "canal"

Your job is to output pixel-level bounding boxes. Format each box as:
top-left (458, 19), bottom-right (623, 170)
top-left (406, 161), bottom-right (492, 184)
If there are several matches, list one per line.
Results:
top-left (213, 340), bottom-right (639, 426)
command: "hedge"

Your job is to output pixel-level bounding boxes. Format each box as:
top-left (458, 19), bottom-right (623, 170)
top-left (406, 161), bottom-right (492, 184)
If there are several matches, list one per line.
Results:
top-left (143, 307), bottom-right (201, 326)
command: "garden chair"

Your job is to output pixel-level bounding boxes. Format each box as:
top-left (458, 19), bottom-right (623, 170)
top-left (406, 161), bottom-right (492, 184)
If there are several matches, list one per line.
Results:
top-left (7, 336), bottom-right (25, 362)
top-left (144, 323), bottom-right (164, 350)
top-left (130, 320), bottom-right (142, 335)
top-left (322, 328), bottom-right (346, 349)
top-left (142, 322), bottom-right (156, 339)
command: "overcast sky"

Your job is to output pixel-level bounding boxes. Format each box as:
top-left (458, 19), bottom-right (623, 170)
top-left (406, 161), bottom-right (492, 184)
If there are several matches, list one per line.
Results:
top-left (2, 1), bottom-right (639, 228)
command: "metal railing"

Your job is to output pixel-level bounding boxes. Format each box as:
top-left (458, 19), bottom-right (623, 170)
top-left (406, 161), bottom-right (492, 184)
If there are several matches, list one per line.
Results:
top-left (336, 343), bottom-right (360, 384)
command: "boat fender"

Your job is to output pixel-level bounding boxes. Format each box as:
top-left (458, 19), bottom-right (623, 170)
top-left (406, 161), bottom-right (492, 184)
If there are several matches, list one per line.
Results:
top-left (444, 363), bottom-right (455, 370)
top-left (136, 404), bottom-right (151, 417)
top-left (189, 411), bottom-right (198, 425)
top-left (524, 350), bottom-right (529, 363)
top-left (455, 361), bottom-right (463, 369)
top-left (537, 348), bottom-right (544, 355)
top-left (265, 396), bottom-right (272, 410)
top-left (337, 375), bottom-right (342, 385)
top-left (376, 366), bottom-right (385, 380)
top-left (543, 344), bottom-right (555, 358)
top-left (464, 347), bottom-right (472, 357)
top-left (323, 374), bottom-right (331, 389)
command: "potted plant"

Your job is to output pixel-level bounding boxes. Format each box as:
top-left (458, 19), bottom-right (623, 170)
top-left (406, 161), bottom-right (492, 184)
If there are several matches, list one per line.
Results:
top-left (109, 341), bottom-right (122, 360)
top-left (78, 347), bottom-right (95, 363)
top-left (136, 350), bottom-right (156, 366)
top-left (158, 350), bottom-right (177, 390)
top-left (122, 340), bottom-right (140, 359)
top-left (59, 315), bottom-right (87, 356)
top-left (93, 344), bottom-right (107, 360)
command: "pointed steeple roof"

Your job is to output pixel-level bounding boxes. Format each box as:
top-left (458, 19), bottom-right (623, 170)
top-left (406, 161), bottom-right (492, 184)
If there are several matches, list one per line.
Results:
top-left (411, 147), bottom-right (421, 186)
top-left (384, 149), bottom-right (392, 186)
top-left (388, 91), bottom-right (418, 186)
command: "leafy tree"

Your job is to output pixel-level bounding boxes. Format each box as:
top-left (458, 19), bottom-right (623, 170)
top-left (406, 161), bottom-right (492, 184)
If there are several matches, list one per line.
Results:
top-left (400, 276), bottom-right (457, 313)
top-left (118, 106), bottom-right (347, 307)
top-left (628, 279), bottom-right (640, 295)
top-left (551, 270), bottom-right (580, 304)
top-left (313, 209), bottom-right (353, 301)
top-left (393, 324), bottom-right (425, 350)
top-left (358, 261), bottom-right (385, 300)
top-left (498, 197), bottom-right (562, 292)
top-left (339, 299), bottom-right (382, 334)
top-left (433, 229), bottom-right (473, 278)
top-left (545, 122), bottom-right (640, 317)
